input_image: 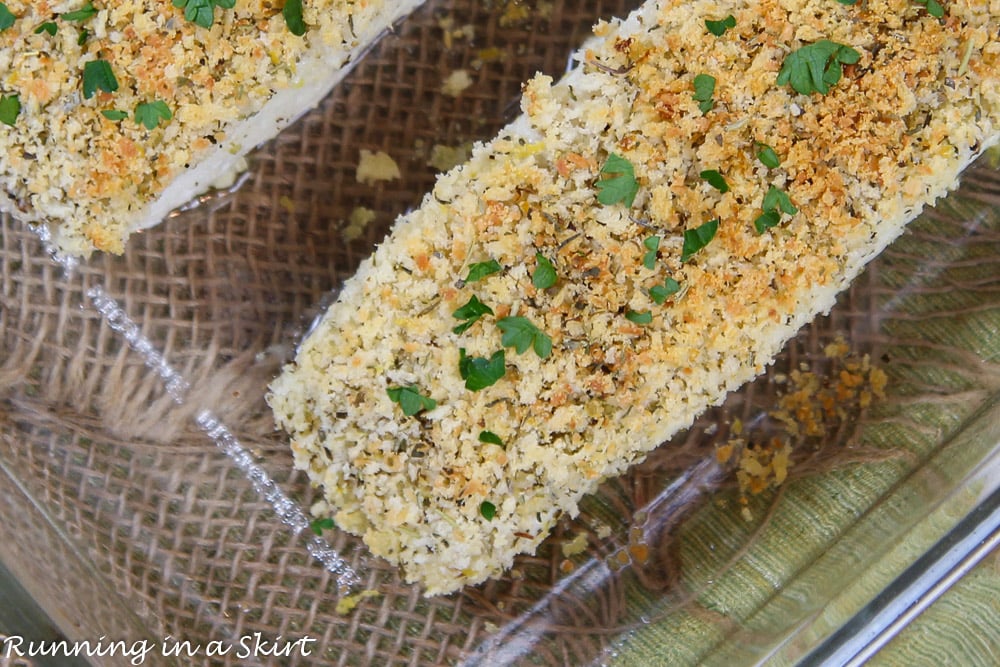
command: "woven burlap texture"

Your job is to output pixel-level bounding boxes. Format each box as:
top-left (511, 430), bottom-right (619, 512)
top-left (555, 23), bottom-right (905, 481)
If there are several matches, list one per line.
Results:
top-left (2, 0), bottom-right (999, 665)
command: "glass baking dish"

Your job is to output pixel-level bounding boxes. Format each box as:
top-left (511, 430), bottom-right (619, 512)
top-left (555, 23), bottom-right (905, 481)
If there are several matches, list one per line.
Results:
top-left (1, 1), bottom-right (997, 665)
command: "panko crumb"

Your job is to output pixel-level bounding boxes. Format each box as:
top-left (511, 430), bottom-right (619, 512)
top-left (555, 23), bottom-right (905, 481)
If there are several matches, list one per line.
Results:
top-left (441, 69), bottom-right (474, 97)
top-left (356, 150), bottom-right (402, 185)
top-left (342, 206), bottom-right (378, 242)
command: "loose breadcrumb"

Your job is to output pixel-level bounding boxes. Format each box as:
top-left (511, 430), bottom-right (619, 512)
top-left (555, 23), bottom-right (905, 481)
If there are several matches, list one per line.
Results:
top-left (356, 149), bottom-right (402, 185)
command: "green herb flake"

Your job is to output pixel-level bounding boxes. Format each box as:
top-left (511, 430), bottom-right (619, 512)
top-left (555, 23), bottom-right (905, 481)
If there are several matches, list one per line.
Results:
top-left (134, 100), bottom-right (172, 130)
top-left (700, 169), bottom-right (729, 193)
top-left (754, 210), bottom-right (782, 234)
top-left (755, 186), bottom-right (797, 234)
top-left (756, 143), bottom-right (781, 169)
top-left (386, 385), bottom-right (437, 416)
top-left (0, 94), bottom-right (20, 127)
top-left (692, 73), bottom-right (716, 113)
top-left (649, 277), bottom-right (681, 304)
top-left (497, 316), bottom-right (552, 359)
top-left (625, 310), bottom-right (653, 325)
top-left (642, 235), bottom-right (660, 270)
top-left (596, 153), bottom-right (639, 208)
top-left (0, 4), bottom-right (14, 31)
top-left (452, 295), bottom-right (494, 334)
top-left (62, 2), bottom-right (97, 21)
top-left (172, 0), bottom-right (235, 30)
top-left (478, 431), bottom-right (504, 447)
top-left (681, 218), bottom-right (719, 262)
top-left (480, 501), bottom-right (497, 521)
top-left (835, 0), bottom-right (859, 4)
top-left (762, 186), bottom-right (797, 216)
top-left (34, 21), bottom-right (57, 35)
top-left (309, 517), bottom-right (336, 536)
top-left (458, 349), bottom-right (506, 392)
top-left (705, 15), bottom-right (736, 37)
top-left (82, 59), bottom-right (118, 99)
top-left (77, 27), bottom-right (88, 45)
top-left (463, 259), bottom-right (502, 284)
top-left (100, 109), bottom-right (128, 121)
top-left (777, 40), bottom-right (860, 96)
top-left (283, 0), bottom-right (307, 36)
top-left (532, 253), bottom-right (557, 289)
top-left (915, 0), bottom-right (944, 17)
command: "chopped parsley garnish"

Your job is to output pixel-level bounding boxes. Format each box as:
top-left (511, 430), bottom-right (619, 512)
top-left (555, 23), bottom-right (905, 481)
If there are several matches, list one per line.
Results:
top-left (309, 517), bottom-right (335, 536)
top-left (0, 94), bottom-right (20, 127)
top-left (82, 59), bottom-right (118, 99)
top-left (172, 0), bottom-right (235, 30)
top-left (479, 501), bottom-right (497, 521)
top-left (835, 0), bottom-right (858, 4)
top-left (777, 40), bottom-right (860, 96)
top-left (283, 0), bottom-right (307, 36)
top-left (0, 4), bottom-right (14, 31)
top-left (625, 309), bottom-right (653, 325)
top-left (452, 295), bottom-right (493, 334)
top-left (34, 22), bottom-right (57, 35)
top-left (134, 100), bottom-right (172, 129)
top-left (532, 253), bottom-right (557, 289)
top-left (700, 169), bottom-right (729, 193)
top-left (705, 15), bottom-right (736, 36)
top-left (101, 109), bottom-right (128, 121)
top-left (681, 218), bottom-right (719, 262)
top-left (62, 2), bottom-right (97, 21)
top-left (649, 277), bottom-right (681, 304)
top-left (478, 430), bottom-right (504, 447)
top-left (692, 74), bottom-right (716, 113)
top-left (915, 0), bottom-right (944, 18)
top-left (77, 28), bottom-right (89, 45)
top-left (642, 235), bottom-right (660, 270)
top-left (463, 259), bottom-right (502, 284)
top-left (386, 385), bottom-right (437, 416)
top-left (754, 186), bottom-right (797, 234)
top-left (458, 348), bottom-right (506, 391)
top-left (596, 153), bottom-right (639, 208)
top-left (756, 143), bottom-right (781, 169)
top-left (497, 316), bottom-right (552, 359)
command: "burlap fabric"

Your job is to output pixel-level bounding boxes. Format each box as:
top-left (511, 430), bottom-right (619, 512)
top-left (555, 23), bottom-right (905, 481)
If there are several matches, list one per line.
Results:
top-left (1, 1), bottom-right (998, 665)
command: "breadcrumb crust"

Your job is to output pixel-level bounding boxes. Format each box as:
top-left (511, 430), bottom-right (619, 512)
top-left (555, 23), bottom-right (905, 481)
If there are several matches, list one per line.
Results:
top-left (269, 0), bottom-right (1000, 595)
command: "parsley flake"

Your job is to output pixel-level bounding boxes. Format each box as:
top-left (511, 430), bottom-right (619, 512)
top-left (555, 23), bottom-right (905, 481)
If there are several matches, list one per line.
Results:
top-left (62, 2), bottom-right (97, 21)
top-left (463, 260), bottom-right (502, 284)
top-left (452, 295), bottom-right (493, 334)
top-left (82, 59), bottom-right (118, 99)
top-left (915, 0), bottom-right (944, 17)
top-left (134, 100), bottom-right (172, 129)
top-left (692, 74), bottom-right (716, 113)
top-left (0, 94), bottom-right (20, 127)
top-left (478, 430), bottom-right (504, 447)
top-left (480, 501), bottom-right (497, 521)
top-left (532, 253), bottom-right (557, 289)
top-left (777, 40), bottom-right (860, 96)
top-left (34, 22), bottom-right (57, 35)
top-left (309, 517), bottom-right (336, 536)
top-left (681, 218), bottom-right (719, 262)
top-left (458, 349), bottom-right (506, 391)
top-left (283, 0), bottom-right (307, 36)
top-left (172, 0), bottom-right (235, 30)
top-left (596, 153), bottom-right (639, 208)
top-left (755, 186), bottom-right (797, 234)
top-left (756, 143), bottom-right (781, 169)
top-left (625, 310), bottom-right (652, 325)
top-left (77, 28), bottom-right (88, 45)
top-left (700, 169), bottom-right (729, 193)
top-left (835, 0), bottom-right (859, 4)
top-left (497, 316), bottom-right (552, 359)
top-left (386, 385), bottom-right (437, 416)
top-left (649, 277), bottom-right (681, 304)
top-left (100, 109), bottom-right (128, 121)
top-left (0, 4), bottom-right (14, 31)
top-left (642, 235), bottom-right (660, 270)
top-left (705, 15), bottom-right (736, 37)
